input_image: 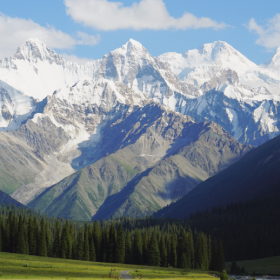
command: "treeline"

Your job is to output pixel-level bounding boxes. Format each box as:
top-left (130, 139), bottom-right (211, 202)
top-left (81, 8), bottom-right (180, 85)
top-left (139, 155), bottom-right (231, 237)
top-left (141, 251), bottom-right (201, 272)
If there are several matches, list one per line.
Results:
top-left (187, 195), bottom-right (280, 261)
top-left (0, 204), bottom-right (224, 271)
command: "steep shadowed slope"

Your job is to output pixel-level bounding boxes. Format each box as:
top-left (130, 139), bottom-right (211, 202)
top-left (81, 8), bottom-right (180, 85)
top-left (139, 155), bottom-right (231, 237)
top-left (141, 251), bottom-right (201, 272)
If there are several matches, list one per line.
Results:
top-left (154, 133), bottom-right (280, 219)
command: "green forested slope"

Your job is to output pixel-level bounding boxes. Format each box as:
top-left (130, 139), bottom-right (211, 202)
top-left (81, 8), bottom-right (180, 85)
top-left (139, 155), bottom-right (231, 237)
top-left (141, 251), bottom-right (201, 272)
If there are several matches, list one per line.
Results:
top-left (155, 133), bottom-right (280, 219)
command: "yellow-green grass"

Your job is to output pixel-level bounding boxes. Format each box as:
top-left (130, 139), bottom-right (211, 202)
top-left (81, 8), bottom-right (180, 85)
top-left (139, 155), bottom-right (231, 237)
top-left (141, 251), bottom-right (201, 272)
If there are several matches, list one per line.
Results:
top-left (225, 256), bottom-right (280, 275)
top-left (0, 252), bottom-right (217, 280)
top-left (130, 267), bottom-right (217, 280)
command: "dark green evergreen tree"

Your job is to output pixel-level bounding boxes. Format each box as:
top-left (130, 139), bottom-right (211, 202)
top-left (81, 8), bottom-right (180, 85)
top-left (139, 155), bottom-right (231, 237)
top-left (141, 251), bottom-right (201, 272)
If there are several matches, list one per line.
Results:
top-left (160, 235), bottom-right (167, 267)
top-left (115, 223), bottom-right (125, 264)
top-left (181, 253), bottom-right (188, 268)
top-left (108, 222), bottom-right (116, 263)
top-left (170, 235), bottom-right (177, 267)
top-left (53, 220), bottom-right (60, 258)
top-left (92, 220), bottom-right (101, 261)
top-left (133, 228), bottom-right (142, 265)
top-left (16, 215), bottom-right (27, 254)
top-left (148, 230), bottom-right (161, 266)
top-left (89, 237), bottom-right (96, 262)
top-left (142, 229), bottom-right (149, 265)
top-left (124, 229), bottom-right (131, 264)
top-left (217, 239), bottom-right (225, 272)
top-left (83, 223), bottom-right (90, 261)
top-left (38, 218), bottom-right (47, 257)
top-left (77, 228), bottom-right (84, 260)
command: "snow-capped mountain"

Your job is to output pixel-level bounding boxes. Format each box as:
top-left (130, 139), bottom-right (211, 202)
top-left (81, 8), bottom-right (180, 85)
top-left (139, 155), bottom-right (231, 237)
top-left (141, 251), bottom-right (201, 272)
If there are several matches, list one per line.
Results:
top-left (1, 38), bottom-right (280, 147)
top-left (181, 83), bottom-right (280, 146)
top-left (0, 80), bottom-right (35, 131)
top-left (158, 41), bottom-right (280, 95)
top-left (158, 41), bottom-right (256, 82)
top-left (0, 38), bottom-right (101, 100)
top-left (1, 38), bottom-right (280, 219)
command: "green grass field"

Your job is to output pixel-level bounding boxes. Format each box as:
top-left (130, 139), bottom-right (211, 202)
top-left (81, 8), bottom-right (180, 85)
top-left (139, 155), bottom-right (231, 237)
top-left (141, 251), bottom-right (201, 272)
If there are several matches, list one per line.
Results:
top-left (225, 256), bottom-right (280, 275)
top-left (0, 252), bottom-right (217, 280)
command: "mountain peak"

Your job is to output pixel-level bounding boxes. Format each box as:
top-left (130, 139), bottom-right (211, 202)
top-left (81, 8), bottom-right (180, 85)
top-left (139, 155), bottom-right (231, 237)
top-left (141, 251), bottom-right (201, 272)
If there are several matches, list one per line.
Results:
top-left (181, 40), bottom-right (256, 69)
top-left (266, 47), bottom-right (280, 67)
top-left (26, 38), bottom-right (47, 46)
top-left (108, 39), bottom-right (147, 59)
top-left (13, 38), bottom-right (62, 63)
top-left (126, 38), bottom-right (143, 48)
top-left (121, 39), bottom-right (145, 53)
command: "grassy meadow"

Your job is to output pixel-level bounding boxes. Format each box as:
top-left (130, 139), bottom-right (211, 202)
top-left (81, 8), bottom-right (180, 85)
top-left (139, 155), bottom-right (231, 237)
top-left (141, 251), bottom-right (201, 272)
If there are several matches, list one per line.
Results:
top-left (225, 256), bottom-right (280, 275)
top-left (0, 252), bottom-right (218, 280)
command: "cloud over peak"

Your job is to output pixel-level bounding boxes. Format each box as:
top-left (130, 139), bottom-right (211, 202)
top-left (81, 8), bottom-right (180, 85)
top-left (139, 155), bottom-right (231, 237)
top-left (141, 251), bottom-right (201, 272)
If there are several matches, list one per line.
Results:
top-left (0, 13), bottom-right (100, 59)
top-left (65, 0), bottom-right (227, 31)
top-left (247, 14), bottom-right (280, 50)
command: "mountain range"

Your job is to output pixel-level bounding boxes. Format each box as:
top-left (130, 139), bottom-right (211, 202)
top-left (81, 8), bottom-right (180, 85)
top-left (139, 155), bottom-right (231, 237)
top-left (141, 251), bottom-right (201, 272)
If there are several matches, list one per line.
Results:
top-left (0, 38), bottom-right (280, 220)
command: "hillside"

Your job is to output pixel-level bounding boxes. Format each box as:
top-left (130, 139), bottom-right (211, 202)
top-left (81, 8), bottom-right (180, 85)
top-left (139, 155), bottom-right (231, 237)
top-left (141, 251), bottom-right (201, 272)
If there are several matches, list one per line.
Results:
top-left (0, 189), bottom-right (26, 208)
top-left (28, 103), bottom-right (251, 220)
top-left (155, 133), bottom-right (280, 219)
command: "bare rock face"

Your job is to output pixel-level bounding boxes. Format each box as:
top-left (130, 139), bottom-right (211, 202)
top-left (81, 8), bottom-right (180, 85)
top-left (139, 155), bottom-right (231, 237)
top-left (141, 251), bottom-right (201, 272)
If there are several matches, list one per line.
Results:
top-left (27, 102), bottom-right (252, 221)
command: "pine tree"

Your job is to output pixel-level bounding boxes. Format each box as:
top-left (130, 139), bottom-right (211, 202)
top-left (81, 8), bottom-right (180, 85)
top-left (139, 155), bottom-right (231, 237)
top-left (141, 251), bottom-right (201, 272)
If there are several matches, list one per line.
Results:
top-left (187, 231), bottom-right (194, 268)
top-left (195, 233), bottom-right (208, 270)
top-left (83, 223), bottom-right (90, 261)
top-left (125, 230), bottom-right (131, 264)
top-left (108, 222), bottom-right (116, 263)
top-left (133, 228), bottom-right (142, 265)
top-left (170, 235), bottom-right (177, 268)
top-left (16, 215), bottom-right (26, 254)
top-left (115, 223), bottom-right (125, 264)
top-left (208, 235), bottom-right (212, 268)
top-left (181, 253), bottom-right (188, 268)
top-left (210, 238), bottom-right (218, 271)
top-left (148, 230), bottom-right (161, 266)
top-left (89, 237), bottom-right (96, 262)
top-left (60, 221), bottom-right (71, 259)
top-left (53, 220), bottom-right (60, 258)
top-left (23, 216), bottom-right (29, 255)
top-left (0, 215), bottom-right (2, 252)
top-left (217, 239), bottom-right (225, 272)
top-left (178, 228), bottom-right (188, 268)
top-left (92, 221), bottom-right (101, 261)
top-left (142, 229), bottom-right (149, 265)
top-left (101, 226), bottom-right (109, 262)
top-left (160, 235), bottom-right (167, 267)
top-left (38, 218), bottom-right (47, 257)
top-left (77, 228), bottom-right (84, 260)
top-left (32, 217), bottom-right (39, 255)
top-left (45, 221), bottom-right (51, 257)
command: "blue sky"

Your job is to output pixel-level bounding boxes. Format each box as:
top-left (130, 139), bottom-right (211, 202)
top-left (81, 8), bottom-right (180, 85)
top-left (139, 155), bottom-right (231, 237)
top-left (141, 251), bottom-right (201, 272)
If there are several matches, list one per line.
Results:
top-left (1, 0), bottom-right (280, 64)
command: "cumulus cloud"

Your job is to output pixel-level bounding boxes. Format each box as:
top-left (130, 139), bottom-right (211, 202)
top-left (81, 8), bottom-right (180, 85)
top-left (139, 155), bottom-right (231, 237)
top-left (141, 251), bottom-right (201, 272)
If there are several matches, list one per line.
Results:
top-left (64, 0), bottom-right (227, 31)
top-left (0, 13), bottom-right (100, 59)
top-left (247, 14), bottom-right (280, 49)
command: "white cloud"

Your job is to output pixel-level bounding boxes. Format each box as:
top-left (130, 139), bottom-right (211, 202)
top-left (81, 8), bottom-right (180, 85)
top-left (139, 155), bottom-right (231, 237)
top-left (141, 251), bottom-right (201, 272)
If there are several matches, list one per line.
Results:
top-left (76, 31), bottom-right (101, 45)
top-left (59, 53), bottom-right (95, 64)
top-left (0, 13), bottom-right (100, 59)
top-left (64, 0), bottom-right (227, 31)
top-left (247, 14), bottom-right (280, 49)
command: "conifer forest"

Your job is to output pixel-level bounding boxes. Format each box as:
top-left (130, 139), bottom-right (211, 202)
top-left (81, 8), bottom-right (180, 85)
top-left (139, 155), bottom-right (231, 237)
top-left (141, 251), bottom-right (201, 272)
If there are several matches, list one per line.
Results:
top-left (0, 204), bottom-right (225, 271)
